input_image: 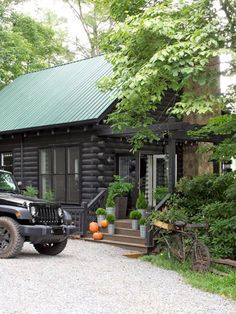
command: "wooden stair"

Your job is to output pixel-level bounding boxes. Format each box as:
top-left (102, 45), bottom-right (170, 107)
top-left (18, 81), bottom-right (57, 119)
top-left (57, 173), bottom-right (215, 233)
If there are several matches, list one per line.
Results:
top-left (84, 219), bottom-right (150, 253)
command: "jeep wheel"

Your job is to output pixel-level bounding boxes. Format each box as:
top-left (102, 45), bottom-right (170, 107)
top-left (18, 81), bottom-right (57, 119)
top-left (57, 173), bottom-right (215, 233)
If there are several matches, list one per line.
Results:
top-left (0, 217), bottom-right (24, 258)
top-left (34, 239), bottom-right (68, 256)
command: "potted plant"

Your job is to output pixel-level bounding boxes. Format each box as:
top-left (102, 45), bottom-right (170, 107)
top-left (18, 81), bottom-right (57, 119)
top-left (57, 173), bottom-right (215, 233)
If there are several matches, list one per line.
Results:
top-left (139, 218), bottom-right (147, 238)
top-left (129, 210), bottom-right (142, 230)
top-left (95, 208), bottom-right (106, 227)
top-left (108, 176), bottom-right (133, 219)
top-left (106, 193), bottom-right (115, 215)
top-left (136, 191), bottom-right (148, 217)
top-left (106, 213), bottom-right (116, 235)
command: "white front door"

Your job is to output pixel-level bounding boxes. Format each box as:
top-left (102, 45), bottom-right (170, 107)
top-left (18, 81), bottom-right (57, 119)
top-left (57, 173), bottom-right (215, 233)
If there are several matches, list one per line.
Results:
top-left (145, 154), bottom-right (177, 206)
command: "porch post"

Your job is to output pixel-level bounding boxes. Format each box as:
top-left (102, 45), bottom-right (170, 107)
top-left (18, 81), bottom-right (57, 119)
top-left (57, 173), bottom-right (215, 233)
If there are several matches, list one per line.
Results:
top-left (168, 136), bottom-right (176, 194)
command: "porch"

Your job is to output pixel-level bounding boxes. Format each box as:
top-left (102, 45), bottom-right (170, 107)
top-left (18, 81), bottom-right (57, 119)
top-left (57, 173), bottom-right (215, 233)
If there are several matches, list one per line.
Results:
top-left (63, 189), bottom-right (157, 253)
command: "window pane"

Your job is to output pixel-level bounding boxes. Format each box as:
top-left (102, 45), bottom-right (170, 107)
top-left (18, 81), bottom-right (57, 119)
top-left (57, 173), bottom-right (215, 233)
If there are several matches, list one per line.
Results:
top-left (67, 174), bottom-right (80, 203)
top-left (53, 175), bottom-right (65, 202)
top-left (53, 148), bottom-right (65, 174)
top-left (156, 158), bottom-right (168, 186)
top-left (40, 175), bottom-right (51, 197)
top-left (67, 147), bottom-right (79, 174)
top-left (119, 156), bottom-right (129, 178)
top-left (119, 156), bottom-right (136, 182)
top-left (1, 152), bottom-right (13, 173)
top-left (40, 149), bottom-right (51, 175)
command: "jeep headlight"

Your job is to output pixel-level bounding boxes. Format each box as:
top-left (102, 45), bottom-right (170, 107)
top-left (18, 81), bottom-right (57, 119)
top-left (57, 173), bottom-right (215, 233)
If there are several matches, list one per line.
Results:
top-left (58, 207), bottom-right (63, 218)
top-left (30, 206), bottom-right (37, 217)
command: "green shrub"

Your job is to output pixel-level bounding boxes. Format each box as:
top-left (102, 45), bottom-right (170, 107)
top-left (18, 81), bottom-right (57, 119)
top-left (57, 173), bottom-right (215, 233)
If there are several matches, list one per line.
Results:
top-left (225, 180), bottom-right (236, 201)
top-left (106, 213), bottom-right (115, 224)
top-left (106, 193), bottom-right (115, 207)
top-left (129, 210), bottom-right (142, 220)
top-left (165, 172), bottom-right (236, 259)
top-left (136, 191), bottom-right (148, 209)
top-left (23, 185), bottom-right (38, 198)
top-left (108, 175), bottom-right (133, 198)
top-left (139, 218), bottom-right (147, 225)
top-left (201, 202), bottom-right (236, 258)
top-left (153, 186), bottom-right (168, 203)
top-left (95, 208), bottom-right (106, 216)
top-left (43, 190), bottom-right (55, 202)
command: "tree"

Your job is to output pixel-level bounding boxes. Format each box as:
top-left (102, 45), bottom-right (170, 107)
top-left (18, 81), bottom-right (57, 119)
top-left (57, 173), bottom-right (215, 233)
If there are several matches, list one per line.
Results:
top-left (0, 1), bottom-right (73, 89)
top-left (99, 0), bottom-right (236, 160)
top-left (63, 0), bottom-right (113, 57)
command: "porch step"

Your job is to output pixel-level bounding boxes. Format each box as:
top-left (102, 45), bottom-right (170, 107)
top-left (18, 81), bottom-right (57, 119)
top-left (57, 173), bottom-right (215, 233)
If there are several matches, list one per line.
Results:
top-left (115, 219), bottom-right (132, 229)
top-left (115, 227), bottom-right (140, 237)
top-left (84, 238), bottom-right (148, 253)
top-left (86, 232), bottom-right (146, 245)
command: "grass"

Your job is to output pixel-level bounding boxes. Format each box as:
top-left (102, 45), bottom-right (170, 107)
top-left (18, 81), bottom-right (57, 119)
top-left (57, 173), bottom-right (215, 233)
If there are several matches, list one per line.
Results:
top-left (141, 254), bottom-right (236, 301)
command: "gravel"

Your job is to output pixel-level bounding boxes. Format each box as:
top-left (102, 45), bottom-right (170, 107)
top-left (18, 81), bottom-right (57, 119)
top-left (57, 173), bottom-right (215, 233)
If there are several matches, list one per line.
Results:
top-left (0, 240), bottom-right (236, 314)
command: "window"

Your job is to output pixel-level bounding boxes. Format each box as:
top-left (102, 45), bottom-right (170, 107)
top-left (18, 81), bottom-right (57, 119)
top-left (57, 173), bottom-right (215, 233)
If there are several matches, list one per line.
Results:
top-left (0, 152), bottom-right (13, 173)
top-left (39, 147), bottom-right (80, 203)
top-left (118, 156), bottom-right (136, 182)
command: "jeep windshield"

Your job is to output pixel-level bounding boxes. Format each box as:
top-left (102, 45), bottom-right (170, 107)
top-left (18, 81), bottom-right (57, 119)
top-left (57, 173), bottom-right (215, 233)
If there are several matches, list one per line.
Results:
top-left (0, 172), bottom-right (19, 193)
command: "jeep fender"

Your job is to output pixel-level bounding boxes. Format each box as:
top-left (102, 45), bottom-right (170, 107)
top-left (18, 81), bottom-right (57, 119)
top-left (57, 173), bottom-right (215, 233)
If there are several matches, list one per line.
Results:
top-left (0, 205), bottom-right (32, 220)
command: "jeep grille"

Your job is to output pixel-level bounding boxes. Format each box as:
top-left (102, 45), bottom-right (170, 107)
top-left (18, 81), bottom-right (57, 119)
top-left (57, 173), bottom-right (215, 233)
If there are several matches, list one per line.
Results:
top-left (34, 205), bottom-right (61, 225)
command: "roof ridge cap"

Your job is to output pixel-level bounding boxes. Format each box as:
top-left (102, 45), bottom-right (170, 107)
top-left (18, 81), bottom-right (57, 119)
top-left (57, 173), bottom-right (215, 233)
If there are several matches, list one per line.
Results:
top-left (23, 54), bottom-right (105, 77)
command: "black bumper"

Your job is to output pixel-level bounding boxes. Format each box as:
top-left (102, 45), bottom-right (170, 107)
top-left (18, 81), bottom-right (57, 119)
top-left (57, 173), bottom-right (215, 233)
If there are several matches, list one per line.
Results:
top-left (19, 224), bottom-right (80, 244)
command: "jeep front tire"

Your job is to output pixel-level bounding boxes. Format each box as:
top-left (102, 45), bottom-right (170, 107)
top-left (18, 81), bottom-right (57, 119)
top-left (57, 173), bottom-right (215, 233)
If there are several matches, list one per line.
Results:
top-left (0, 217), bottom-right (24, 258)
top-left (33, 239), bottom-right (67, 256)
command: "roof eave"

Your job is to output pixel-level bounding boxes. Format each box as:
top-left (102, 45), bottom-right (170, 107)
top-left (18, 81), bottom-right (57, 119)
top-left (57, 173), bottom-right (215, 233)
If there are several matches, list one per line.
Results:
top-left (0, 118), bottom-right (99, 136)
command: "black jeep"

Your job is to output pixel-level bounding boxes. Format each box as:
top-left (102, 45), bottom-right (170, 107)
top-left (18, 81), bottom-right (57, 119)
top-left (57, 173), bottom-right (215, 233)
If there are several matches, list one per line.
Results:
top-left (0, 170), bottom-right (78, 258)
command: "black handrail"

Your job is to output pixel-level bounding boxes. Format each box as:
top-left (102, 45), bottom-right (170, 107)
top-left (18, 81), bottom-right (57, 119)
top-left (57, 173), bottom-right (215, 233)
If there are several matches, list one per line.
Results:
top-left (88, 188), bottom-right (107, 210)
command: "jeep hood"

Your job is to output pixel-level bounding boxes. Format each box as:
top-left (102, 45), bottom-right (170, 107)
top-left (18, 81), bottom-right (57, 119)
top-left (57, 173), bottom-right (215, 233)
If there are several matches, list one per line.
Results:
top-left (0, 193), bottom-right (55, 208)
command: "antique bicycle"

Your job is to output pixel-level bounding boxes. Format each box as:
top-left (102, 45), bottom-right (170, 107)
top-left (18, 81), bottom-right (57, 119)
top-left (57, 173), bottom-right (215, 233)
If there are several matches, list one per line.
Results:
top-left (153, 220), bottom-right (211, 272)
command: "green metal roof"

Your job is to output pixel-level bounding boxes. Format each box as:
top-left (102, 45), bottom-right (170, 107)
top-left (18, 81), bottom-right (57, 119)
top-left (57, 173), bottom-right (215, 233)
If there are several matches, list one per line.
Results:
top-left (0, 55), bottom-right (115, 133)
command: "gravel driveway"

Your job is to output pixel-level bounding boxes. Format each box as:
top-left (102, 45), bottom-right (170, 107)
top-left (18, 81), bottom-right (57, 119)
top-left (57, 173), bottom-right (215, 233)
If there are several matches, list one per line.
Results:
top-left (1, 240), bottom-right (236, 314)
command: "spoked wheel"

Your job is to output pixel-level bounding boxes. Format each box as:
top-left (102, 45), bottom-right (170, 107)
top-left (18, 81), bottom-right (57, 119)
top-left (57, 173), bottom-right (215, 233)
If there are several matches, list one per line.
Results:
top-left (169, 234), bottom-right (185, 262)
top-left (34, 239), bottom-right (67, 256)
top-left (191, 240), bottom-right (210, 272)
top-left (0, 217), bottom-right (24, 258)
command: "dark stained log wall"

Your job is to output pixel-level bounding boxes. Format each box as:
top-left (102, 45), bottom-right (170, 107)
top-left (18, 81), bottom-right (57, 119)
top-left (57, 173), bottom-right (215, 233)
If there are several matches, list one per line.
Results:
top-left (0, 126), bottom-right (184, 204)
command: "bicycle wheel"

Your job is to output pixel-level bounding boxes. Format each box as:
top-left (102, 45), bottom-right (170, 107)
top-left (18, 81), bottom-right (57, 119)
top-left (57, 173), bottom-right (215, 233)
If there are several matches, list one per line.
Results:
top-left (191, 240), bottom-right (210, 272)
top-left (169, 234), bottom-right (185, 262)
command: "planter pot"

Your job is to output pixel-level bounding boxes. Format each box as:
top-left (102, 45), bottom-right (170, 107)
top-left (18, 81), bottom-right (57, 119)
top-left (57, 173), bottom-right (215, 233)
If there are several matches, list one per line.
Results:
top-left (97, 215), bottom-right (106, 227)
top-left (138, 209), bottom-right (146, 217)
top-left (131, 219), bottom-right (139, 230)
top-left (115, 196), bottom-right (128, 219)
top-left (108, 224), bottom-right (115, 235)
top-left (140, 225), bottom-right (146, 238)
top-left (106, 207), bottom-right (115, 215)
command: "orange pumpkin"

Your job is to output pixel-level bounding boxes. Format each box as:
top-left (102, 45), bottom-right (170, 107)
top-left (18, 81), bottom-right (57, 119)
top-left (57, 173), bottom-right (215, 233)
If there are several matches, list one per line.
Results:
top-left (93, 232), bottom-right (103, 240)
top-left (101, 220), bottom-right (108, 228)
top-left (89, 222), bottom-right (99, 233)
